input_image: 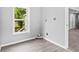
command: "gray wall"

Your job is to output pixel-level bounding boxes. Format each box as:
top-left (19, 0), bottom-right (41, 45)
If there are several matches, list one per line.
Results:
top-left (42, 7), bottom-right (65, 47)
top-left (0, 7), bottom-right (68, 48)
top-left (0, 9), bottom-right (2, 46)
top-left (0, 7), bottom-right (41, 44)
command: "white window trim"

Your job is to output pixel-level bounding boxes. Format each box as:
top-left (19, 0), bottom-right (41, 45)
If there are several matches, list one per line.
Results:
top-left (13, 7), bottom-right (30, 35)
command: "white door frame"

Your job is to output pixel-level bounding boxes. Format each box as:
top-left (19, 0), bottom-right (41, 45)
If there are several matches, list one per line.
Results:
top-left (65, 7), bottom-right (69, 49)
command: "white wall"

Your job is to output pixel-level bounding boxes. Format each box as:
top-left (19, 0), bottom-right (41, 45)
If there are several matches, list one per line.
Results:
top-left (42, 7), bottom-right (66, 48)
top-left (0, 9), bottom-right (2, 48)
top-left (0, 7), bottom-right (41, 45)
top-left (0, 7), bottom-right (69, 49)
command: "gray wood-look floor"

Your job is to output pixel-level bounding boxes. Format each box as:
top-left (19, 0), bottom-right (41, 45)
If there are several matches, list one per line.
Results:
top-left (1, 29), bottom-right (79, 52)
top-left (1, 38), bottom-right (71, 52)
top-left (69, 29), bottom-right (79, 52)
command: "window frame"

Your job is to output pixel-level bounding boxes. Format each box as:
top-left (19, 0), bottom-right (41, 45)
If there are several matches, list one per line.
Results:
top-left (13, 7), bottom-right (30, 35)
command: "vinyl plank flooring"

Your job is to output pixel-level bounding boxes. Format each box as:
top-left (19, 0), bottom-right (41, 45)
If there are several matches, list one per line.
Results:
top-left (69, 29), bottom-right (79, 52)
top-left (1, 38), bottom-right (70, 52)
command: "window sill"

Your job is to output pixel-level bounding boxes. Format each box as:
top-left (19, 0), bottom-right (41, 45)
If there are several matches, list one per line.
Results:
top-left (13, 29), bottom-right (30, 35)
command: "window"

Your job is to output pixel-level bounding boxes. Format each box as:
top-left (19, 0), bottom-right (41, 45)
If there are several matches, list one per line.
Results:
top-left (13, 7), bottom-right (30, 34)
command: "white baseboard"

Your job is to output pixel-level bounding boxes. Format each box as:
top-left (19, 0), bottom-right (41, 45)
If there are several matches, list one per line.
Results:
top-left (1, 37), bottom-right (36, 47)
top-left (1, 36), bottom-right (67, 50)
top-left (36, 36), bottom-right (43, 38)
top-left (43, 37), bottom-right (67, 49)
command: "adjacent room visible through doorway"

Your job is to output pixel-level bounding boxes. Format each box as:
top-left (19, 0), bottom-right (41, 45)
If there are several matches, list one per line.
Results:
top-left (69, 8), bottom-right (79, 52)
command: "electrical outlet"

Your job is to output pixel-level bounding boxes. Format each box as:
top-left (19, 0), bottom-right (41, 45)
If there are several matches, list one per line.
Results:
top-left (37, 34), bottom-right (40, 37)
top-left (53, 17), bottom-right (56, 21)
top-left (53, 16), bottom-right (56, 21)
top-left (46, 33), bottom-right (48, 35)
top-left (45, 19), bottom-right (47, 22)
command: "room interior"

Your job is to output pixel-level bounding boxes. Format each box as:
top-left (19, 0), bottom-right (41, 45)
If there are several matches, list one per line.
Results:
top-left (0, 7), bottom-right (79, 52)
top-left (69, 8), bottom-right (79, 52)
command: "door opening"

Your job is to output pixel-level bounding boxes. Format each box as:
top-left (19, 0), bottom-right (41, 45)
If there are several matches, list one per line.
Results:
top-left (69, 8), bottom-right (79, 51)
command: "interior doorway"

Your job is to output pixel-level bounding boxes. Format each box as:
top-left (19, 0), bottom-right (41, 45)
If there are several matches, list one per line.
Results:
top-left (69, 8), bottom-right (79, 51)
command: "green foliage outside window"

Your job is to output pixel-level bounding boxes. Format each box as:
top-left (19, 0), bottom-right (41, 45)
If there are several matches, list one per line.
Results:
top-left (14, 7), bottom-right (27, 32)
top-left (14, 7), bottom-right (26, 19)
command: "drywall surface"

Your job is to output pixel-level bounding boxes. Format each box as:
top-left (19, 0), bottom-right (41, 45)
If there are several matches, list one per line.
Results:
top-left (40, 7), bottom-right (43, 36)
top-left (0, 9), bottom-right (2, 47)
top-left (0, 7), bottom-right (41, 44)
top-left (42, 7), bottom-right (66, 47)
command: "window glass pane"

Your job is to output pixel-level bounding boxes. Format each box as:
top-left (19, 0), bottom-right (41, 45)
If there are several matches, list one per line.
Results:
top-left (14, 7), bottom-right (27, 32)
